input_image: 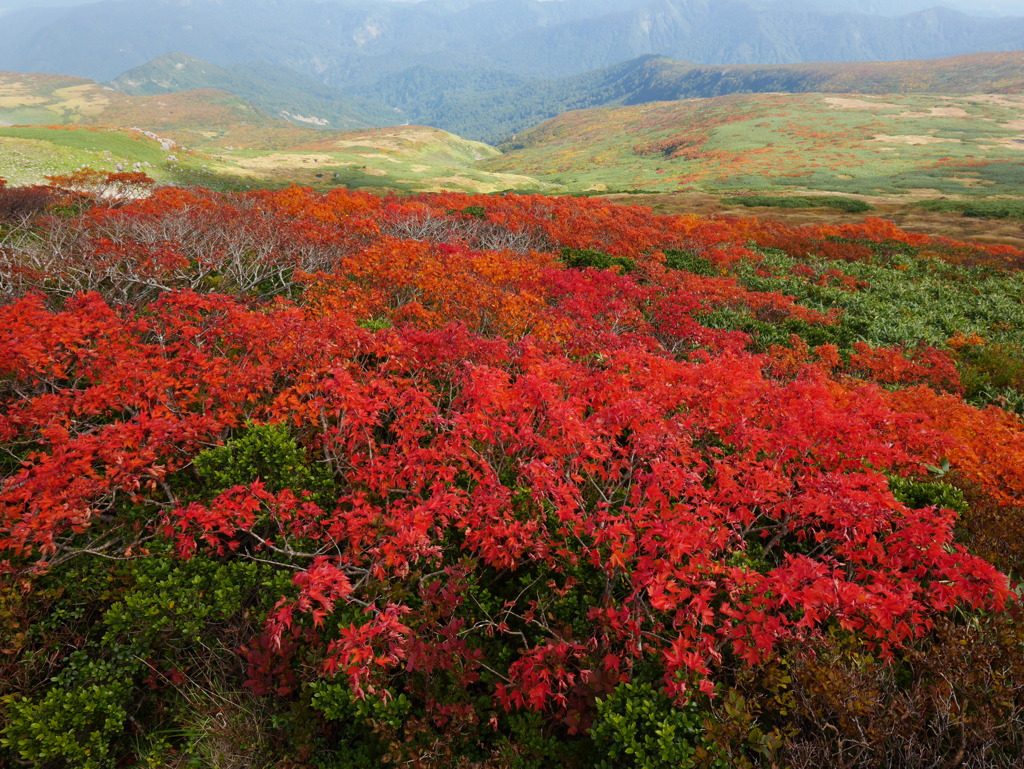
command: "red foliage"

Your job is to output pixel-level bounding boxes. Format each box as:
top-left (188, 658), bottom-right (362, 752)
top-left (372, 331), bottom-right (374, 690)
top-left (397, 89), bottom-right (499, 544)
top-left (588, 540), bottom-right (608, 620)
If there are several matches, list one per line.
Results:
top-left (44, 168), bottom-right (155, 203)
top-left (847, 342), bottom-right (963, 392)
top-left (0, 185), bottom-right (1019, 721)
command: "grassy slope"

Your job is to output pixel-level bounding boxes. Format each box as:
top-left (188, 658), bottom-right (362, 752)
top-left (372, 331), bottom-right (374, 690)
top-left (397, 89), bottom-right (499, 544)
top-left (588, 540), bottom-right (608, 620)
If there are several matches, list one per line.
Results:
top-left (0, 71), bottom-right (548, 193)
top-left (487, 91), bottom-right (1024, 197)
top-left (215, 126), bottom-right (549, 193)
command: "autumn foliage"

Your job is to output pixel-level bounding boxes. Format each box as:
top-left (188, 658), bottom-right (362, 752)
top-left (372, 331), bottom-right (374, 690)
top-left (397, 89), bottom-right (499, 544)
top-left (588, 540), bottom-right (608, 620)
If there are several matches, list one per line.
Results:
top-left (1, 184), bottom-right (1023, 767)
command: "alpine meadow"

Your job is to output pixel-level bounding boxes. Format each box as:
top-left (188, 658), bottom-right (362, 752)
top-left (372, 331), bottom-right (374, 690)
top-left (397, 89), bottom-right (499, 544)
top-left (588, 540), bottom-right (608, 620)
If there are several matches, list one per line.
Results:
top-left (1, 1), bottom-right (1024, 768)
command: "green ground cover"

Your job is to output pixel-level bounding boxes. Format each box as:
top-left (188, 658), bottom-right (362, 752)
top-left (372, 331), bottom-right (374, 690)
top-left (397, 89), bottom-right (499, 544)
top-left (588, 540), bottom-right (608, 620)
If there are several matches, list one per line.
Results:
top-left (726, 195), bottom-right (872, 212)
top-left (916, 198), bottom-right (1024, 219)
top-left (726, 244), bottom-right (1024, 412)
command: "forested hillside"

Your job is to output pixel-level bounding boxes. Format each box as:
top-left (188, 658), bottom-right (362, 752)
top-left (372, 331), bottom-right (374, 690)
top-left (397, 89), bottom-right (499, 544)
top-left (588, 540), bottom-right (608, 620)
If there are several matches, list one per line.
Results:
top-left (110, 53), bottom-right (397, 131)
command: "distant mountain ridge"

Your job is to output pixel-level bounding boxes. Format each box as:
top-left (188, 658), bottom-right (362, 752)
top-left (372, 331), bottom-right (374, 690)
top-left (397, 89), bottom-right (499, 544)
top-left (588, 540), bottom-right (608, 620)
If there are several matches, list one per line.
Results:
top-left (484, 1), bottom-right (1024, 77)
top-left (98, 47), bottom-right (1024, 144)
top-left (13, 45), bottom-right (1023, 148)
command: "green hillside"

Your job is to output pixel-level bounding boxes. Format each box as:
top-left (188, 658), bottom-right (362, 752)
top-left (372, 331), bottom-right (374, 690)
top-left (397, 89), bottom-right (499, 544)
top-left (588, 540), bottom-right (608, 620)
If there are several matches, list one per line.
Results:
top-left (0, 125), bottom-right (179, 181)
top-left (487, 91), bottom-right (1024, 197)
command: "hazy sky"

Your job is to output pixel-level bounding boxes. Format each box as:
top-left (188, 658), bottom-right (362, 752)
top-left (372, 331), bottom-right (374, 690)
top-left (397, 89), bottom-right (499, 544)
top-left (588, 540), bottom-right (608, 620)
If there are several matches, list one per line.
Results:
top-left (2, 0), bottom-right (1024, 13)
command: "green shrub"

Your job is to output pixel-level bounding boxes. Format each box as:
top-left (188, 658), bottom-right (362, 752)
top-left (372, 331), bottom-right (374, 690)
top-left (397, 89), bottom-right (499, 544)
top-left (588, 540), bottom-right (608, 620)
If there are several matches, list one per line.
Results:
top-left (735, 248), bottom-right (1024, 353)
top-left (696, 306), bottom-right (856, 352)
top-left (888, 474), bottom-right (967, 514)
top-left (917, 199), bottom-right (1024, 220)
top-left (954, 342), bottom-right (1024, 414)
top-left (560, 247), bottom-right (636, 273)
top-left (193, 421), bottom-right (334, 502)
top-left (1, 649), bottom-right (140, 769)
top-left (102, 558), bottom-right (285, 649)
top-left (357, 316), bottom-right (393, 331)
top-left (447, 205), bottom-right (487, 218)
top-left (727, 195), bottom-right (871, 214)
top-left (307, 681), bottom-right (394, 768)
top-left (664, 249), bottom-right (716, 276)
top-left (589, 682), bottom-right (726, 769)
top-left (0, 554), bottom-right (298, 768)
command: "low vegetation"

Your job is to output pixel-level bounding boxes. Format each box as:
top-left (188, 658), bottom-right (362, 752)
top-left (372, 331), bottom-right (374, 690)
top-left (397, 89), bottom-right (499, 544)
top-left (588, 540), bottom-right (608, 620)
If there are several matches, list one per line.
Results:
top-left (726, 195), bottom-right (871, 213)
top-left (0, 178), bottom-right (1022, 768)
top-left (916, 198), bottom-right (1024, 220)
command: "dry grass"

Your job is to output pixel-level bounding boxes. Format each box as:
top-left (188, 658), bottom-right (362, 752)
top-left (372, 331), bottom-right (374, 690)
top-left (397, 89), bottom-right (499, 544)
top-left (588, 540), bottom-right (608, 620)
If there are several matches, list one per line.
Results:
top-left (872, 133), bottom-right (960, 145)
top-left (899, 106), bottom-right (970, 118)
top-left (824, 97), bottom-right (904, 110)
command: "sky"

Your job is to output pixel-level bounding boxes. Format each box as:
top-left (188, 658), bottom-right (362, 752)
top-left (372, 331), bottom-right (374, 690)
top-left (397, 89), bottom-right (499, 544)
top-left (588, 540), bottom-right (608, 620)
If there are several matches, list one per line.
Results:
top-left (3, 0), bottom-right (1024, 13)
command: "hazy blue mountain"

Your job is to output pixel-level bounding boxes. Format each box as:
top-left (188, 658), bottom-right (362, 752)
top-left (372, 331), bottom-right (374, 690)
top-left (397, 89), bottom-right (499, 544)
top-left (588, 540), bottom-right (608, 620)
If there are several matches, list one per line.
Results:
top-left (0, 0), bottom-right (96, 15)
top-left (1, 0), bottom-right (1022, 85)
top-left (482, 2), bottom-right (1024, 76)
top-left (0, 0), bottom-right (654, 82)
top-left (756, 0), bottom-right (1024, 16)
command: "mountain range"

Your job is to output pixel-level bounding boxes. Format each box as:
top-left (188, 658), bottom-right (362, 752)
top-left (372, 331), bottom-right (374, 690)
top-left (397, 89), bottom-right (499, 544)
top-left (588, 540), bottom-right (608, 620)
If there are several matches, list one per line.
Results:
top-left (2, 0), bottom-right (1023, 85)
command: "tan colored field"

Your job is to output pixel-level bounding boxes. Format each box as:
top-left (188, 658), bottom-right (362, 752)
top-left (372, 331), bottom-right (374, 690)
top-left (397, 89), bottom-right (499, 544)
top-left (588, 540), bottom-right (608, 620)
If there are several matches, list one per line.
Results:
top-left (898, 107), bottom-right (970, 118)
top-left (872, 134), bottom-right (959, 146)
top-left (824, 97), bottom-right (903, 110)
top-left (227, 152), bottom-right (339, 169)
